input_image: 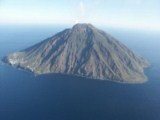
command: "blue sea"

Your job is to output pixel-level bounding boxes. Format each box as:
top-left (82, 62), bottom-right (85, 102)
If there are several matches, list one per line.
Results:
top-left (0, 24), bottom-right (160, 120)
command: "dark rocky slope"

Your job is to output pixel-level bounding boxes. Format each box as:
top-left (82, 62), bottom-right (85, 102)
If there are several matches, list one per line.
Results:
top-left (3, 23), bottom-right (150, 83)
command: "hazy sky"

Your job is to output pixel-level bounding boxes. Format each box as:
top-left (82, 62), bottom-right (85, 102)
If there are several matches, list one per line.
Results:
top-left (0, 0), bottom-right (160, 30)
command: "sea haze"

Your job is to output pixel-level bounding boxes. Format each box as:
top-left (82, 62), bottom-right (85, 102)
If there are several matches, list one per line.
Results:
top-left (0, 24), bottom-right (160, 120)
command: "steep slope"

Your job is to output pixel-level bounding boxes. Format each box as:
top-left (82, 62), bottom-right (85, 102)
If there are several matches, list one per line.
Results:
top-left (2, 23), bottom-right (150, 83)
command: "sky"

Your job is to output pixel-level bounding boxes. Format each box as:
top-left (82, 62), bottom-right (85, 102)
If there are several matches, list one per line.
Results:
top-left (0, 0), bottom-right (160, 30)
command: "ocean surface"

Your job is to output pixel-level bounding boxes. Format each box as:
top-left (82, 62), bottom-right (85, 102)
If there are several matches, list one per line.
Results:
top-left (0, 24), bottom-right (160, 120)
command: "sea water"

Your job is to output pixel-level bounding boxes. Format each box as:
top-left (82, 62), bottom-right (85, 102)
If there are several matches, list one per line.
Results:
top-left (0, 24), bottom-right (160, 120)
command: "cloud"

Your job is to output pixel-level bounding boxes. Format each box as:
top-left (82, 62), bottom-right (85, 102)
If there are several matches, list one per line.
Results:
top-left (75, 0), bottom-right (100, 23)
top-left (74, 1), bottom-right (84, 23)
top-left (126, 0), bottom-right (144, 5)
top-left (76, 1), bottom-right (87, 23)
top-left (79, 1), bottom-right (86, 17)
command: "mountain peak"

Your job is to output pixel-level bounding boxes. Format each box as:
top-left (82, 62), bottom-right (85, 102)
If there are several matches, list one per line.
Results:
top-left (72, 23), bottom-right (95, 31)
top-left (73, 23), bottom-right (94, 27)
